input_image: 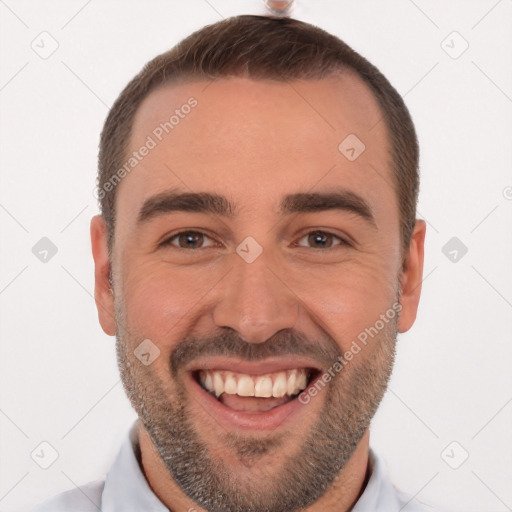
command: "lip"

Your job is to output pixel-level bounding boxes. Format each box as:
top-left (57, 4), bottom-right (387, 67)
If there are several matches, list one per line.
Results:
top-left (186, 355), bottom-right (323, 375)
top-left (183, 357), bottom-right (324, 432)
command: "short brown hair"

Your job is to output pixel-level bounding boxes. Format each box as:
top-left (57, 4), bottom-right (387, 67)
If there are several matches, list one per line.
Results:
top-left (97, 14), bottom-right (419, 257)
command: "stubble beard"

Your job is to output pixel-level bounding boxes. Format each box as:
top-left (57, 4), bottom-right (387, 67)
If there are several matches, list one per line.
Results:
top-left (114, 295), bottom-right (398, 512)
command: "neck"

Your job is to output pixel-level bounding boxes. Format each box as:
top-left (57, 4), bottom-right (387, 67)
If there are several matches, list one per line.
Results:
top-left (138, 423), bottom-right (371, 512)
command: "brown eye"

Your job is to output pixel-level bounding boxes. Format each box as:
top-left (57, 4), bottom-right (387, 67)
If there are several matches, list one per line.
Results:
top-left (296, 230), bottom-right (349, 249)
top-left (161, 231), bottom-right (215, 250)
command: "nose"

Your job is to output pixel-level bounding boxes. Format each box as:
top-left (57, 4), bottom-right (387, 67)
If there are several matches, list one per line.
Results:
top-left (212, 252), bottom-right (299, 344)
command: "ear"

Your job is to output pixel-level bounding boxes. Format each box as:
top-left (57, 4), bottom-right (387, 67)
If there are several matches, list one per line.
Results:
top-left (90, 215), bottom-right (117, 336)
top-left (397, 219), bottom-right (426, 333)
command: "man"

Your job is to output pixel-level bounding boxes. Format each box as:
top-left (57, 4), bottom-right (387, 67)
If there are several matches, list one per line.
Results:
top-left (29, 14), bottom-right (439, 512)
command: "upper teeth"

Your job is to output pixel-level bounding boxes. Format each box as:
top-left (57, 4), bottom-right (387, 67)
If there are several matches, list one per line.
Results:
top-left (199, 369), bottom-right (309, 398)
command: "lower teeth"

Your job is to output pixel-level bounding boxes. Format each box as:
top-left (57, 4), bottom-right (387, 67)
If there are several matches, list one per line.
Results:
top-left (211, 390), bottom-right (300, 400)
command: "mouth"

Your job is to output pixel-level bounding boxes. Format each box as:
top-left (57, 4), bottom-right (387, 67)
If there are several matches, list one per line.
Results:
top-left (186, 359), bottom-right (323, 431)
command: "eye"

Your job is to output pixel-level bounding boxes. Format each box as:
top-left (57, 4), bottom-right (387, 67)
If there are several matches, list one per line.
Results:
top-left (160, 230), bottom-right (218, 250)
top-left (295, 230), bottom-right (350, 249)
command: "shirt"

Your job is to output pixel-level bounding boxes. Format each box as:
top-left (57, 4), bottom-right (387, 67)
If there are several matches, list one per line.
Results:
top-left (24, 420), bottom-right (441, 512)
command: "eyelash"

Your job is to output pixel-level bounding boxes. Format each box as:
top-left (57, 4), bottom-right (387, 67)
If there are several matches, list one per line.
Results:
top-left (159, 230), bottom-right (351, 251)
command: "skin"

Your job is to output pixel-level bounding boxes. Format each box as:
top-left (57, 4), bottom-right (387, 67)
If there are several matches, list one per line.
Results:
top-left (91, 74), bottom-right (426, 511)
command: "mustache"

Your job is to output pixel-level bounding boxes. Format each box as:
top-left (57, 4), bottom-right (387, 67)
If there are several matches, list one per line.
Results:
top-left (170, 327), bottom-right (342, 377)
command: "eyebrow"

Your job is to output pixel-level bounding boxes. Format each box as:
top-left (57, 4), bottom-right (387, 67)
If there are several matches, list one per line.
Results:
top-left (137, 191), bottom-right (234, 224)
top-left (137, 188), bottom-right (376, 227)
top-left (281, 191), bottom-right (376, 226)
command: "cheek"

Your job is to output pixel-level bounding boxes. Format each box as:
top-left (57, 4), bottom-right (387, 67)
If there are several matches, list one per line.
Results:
top-left (120, 261), bottom-right (222, 341)
top-left (290, 258), bottom-right (399, 349)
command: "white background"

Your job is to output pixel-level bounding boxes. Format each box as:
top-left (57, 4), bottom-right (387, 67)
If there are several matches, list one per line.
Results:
top-left (1, 1), bottom-right (511, 511)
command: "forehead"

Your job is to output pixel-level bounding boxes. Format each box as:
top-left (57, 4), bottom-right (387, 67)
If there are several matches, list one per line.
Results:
top-left (116, 74), bottom-right (394, 228)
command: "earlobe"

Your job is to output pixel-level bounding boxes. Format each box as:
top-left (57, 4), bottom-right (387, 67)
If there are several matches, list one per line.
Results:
top-left (397, 220), bottom-right (427, 333)
top-left (90, 215), bottom-right (117, 336)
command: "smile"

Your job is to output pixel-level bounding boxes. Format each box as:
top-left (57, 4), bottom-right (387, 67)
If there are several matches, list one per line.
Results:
top-left (199, 368), bottom-right (310, 398)
top-left (186, 358), bottom-right (323, 431)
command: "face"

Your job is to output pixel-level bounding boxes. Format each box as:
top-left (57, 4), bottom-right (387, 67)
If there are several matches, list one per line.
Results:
top-left (91, 75), bottom-right (425, 512)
